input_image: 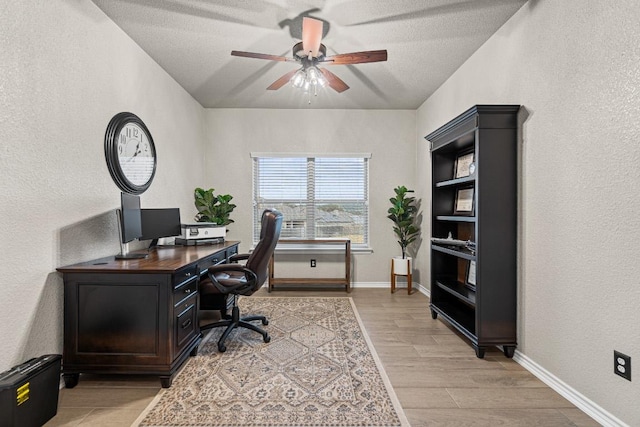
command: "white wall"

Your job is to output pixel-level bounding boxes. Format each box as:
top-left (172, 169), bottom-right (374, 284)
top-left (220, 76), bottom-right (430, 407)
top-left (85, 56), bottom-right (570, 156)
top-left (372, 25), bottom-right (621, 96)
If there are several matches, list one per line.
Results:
top-left (0, 1), bottom-right (207, 370)
top-left (203, 109), bottom-right (417, 283)
top-left (416, 1), bottom-right (640, 424)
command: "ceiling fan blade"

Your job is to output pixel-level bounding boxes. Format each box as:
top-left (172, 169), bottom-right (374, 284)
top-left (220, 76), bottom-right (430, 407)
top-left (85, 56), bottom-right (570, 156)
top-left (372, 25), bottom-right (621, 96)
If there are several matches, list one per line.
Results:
top-left (231, 50), bottom-right (291, 62)
top-left (319, 68), bottom-right (349, 93)
top-left (267, 69), bottom-right (298, 90)
top-left (302, 17), bottom-right (323, 58)
top-left (323, 50), bottom-right (388, 65)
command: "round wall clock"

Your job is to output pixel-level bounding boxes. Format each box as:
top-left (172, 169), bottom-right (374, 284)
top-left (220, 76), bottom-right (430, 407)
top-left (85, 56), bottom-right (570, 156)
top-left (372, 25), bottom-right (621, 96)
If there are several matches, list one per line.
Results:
top-left (104, 112), bottom-right (157, 194)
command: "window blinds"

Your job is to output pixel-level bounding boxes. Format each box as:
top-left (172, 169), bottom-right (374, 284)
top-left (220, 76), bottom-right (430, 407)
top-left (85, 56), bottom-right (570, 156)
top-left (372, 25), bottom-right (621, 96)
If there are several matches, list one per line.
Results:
top-left (252, 155), bottom-right (369, 245)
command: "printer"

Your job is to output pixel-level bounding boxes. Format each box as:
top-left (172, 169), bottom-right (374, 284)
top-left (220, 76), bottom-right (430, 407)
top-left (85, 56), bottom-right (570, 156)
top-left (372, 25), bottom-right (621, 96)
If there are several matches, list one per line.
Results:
top-left (176, 223), bottom-right (225, 245)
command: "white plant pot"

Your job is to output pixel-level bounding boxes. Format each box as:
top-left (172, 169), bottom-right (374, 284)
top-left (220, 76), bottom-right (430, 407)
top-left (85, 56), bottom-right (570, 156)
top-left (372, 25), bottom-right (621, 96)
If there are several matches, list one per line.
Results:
top-left (392, 256), bottom-right (412, 276)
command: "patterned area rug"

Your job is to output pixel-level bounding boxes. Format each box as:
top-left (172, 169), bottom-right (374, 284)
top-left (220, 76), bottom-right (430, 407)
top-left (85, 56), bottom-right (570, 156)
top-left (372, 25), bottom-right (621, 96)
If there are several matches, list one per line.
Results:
top-left (135, 297), bottom-right (408, 426)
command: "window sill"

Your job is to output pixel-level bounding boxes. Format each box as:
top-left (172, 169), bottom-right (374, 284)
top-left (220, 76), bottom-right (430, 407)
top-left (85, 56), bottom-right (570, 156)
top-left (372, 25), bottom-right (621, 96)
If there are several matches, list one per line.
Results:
top-left (250, 244), bottom-right (373, 254)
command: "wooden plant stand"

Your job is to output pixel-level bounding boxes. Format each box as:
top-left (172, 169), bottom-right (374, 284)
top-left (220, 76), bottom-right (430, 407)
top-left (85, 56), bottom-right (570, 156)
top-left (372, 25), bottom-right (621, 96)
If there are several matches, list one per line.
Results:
top-left (390, 258), bottom-right (412, 294)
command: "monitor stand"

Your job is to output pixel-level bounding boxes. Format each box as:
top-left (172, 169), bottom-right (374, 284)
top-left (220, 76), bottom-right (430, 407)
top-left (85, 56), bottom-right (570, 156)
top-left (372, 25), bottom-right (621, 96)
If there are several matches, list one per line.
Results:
top-left (116, 240), bottom-right (148, 260)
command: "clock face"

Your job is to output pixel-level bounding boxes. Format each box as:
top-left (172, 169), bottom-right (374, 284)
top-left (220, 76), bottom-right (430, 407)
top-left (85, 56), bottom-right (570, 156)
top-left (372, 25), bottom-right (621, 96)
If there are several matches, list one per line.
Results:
top-left (105, 112), bottom-right (157, 194)
top-left (117, 122), bottom-right (155, 186)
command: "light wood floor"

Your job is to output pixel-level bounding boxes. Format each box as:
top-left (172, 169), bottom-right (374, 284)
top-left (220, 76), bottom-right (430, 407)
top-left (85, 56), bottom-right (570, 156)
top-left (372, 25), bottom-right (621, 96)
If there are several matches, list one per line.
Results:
top-left (46, 288), bottom-right (600, 426)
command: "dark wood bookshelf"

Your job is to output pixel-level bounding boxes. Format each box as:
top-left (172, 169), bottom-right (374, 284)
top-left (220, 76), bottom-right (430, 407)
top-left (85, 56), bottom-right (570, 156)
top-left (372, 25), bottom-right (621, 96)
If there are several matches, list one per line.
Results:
top-left (427, 105), bottom-right (519, 359)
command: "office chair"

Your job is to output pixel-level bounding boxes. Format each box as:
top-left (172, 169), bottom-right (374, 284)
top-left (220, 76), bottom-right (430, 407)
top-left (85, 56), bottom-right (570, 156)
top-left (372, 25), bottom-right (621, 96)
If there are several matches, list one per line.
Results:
top-left (199, 209), bottom-right (283, 352)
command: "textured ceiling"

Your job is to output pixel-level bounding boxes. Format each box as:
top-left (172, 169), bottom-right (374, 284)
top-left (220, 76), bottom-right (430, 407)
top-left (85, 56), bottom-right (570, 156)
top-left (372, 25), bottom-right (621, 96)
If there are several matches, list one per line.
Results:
top-left (90, 0), bottom-right (527, 109)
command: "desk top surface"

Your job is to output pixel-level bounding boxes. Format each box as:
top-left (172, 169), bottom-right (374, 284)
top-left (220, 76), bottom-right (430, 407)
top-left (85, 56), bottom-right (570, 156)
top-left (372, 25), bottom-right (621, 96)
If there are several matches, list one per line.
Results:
top-left (57, 241), bottom-right (240, 274)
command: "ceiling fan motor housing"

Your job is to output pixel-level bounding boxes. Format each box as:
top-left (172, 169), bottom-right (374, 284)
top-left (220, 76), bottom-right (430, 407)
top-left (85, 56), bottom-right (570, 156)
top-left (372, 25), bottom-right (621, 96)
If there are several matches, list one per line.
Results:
top-left (293, 41), bottom-right (326, 62)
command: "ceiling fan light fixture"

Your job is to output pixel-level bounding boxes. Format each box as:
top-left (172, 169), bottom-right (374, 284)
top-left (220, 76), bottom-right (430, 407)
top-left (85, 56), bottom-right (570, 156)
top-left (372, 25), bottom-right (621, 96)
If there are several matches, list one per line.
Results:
top-left (289, 66), bottom-right (328, 97)
top-left (290, 69), bottom-right (306, 88)
top-left (307, 66), bottom-right (320, 84)
top-left (310, 67), bottom-right (327, 88)
top-left (317, 73), bottom-right (328, 87)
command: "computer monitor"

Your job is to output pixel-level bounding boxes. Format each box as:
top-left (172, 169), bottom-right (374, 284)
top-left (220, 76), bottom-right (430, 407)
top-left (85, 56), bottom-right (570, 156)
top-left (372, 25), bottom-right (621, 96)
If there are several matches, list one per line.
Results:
top-left (116, 192), bottom-right (147, 259)
top-left (140, 208), bottom-right (181, 248)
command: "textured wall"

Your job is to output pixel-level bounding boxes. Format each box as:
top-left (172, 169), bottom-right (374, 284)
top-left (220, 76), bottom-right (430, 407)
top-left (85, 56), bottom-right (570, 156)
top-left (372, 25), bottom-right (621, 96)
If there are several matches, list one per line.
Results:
top-left (416, 1), bottom-right (640, 424)
top-left (0, 1), bottom-right (206, 370)
top-left (203, 109), bottom-right (418, 283)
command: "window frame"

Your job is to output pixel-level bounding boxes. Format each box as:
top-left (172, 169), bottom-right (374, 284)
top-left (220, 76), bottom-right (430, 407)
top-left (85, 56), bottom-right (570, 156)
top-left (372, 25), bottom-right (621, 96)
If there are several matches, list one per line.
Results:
top-left (251, 153), bottom-right (371, 250)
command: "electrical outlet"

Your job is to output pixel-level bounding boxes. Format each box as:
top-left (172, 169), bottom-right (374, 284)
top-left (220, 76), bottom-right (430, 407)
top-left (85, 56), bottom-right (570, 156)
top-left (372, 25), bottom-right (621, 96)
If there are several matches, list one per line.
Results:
top-left (614, 350), bottom-right (631, 381)
top-left (310, 259), bottom-right (316, 267)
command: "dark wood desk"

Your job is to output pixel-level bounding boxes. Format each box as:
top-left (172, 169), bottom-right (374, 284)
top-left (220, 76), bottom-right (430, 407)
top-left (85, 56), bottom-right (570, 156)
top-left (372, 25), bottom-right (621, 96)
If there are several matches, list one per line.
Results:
top-left (57, 241), bottom-right (239, 388)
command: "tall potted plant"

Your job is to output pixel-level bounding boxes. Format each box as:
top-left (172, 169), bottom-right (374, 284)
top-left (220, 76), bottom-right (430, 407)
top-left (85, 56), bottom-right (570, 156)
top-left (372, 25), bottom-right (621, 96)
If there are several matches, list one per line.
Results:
top-left (387, 185), bottom-right (420, 274)
top-left (194, 187), bottom-right (236, 237)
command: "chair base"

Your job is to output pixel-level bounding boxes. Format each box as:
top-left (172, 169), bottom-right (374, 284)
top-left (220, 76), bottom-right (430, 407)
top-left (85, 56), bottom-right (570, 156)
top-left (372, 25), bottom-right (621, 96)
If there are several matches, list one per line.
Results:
top-left (200, 304), bottom-right (270, 352)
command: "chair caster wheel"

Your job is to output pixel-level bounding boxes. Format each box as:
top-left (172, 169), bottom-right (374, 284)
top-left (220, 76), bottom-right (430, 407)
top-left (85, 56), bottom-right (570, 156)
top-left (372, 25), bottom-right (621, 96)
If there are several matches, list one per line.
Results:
top-left (263, 334), bottom-right (271, 343)
top-left (262, 319), bottom-right (269, 325)
top-left (218, 344), bottom-right (226, 352)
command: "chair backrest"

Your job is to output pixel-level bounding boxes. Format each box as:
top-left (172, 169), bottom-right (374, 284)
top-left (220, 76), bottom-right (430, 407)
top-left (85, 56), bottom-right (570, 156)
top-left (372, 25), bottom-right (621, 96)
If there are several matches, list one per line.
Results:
top-left (245, 209), bottom-right (283, 290)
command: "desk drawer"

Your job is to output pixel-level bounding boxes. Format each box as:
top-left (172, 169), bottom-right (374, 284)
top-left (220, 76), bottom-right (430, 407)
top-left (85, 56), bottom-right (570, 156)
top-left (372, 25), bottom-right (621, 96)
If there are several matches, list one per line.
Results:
top-left (175, 294), bottom-right (197, 350)
top-left (199, 253), bottom-right (225, 272)
top-left (227, 245), bottom-right (238, 259)
top-left (174, 265), bottom-right (198, 289)
top-left (173, 277), bottom-right (197, 306)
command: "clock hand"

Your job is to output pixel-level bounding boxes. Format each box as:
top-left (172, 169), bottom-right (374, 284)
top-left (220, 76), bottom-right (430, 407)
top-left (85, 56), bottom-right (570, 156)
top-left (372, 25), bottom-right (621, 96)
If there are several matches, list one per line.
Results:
top-left (124, 142), bottom-right (142, 162)
top-left (123, 147), bottom-right (142, 164)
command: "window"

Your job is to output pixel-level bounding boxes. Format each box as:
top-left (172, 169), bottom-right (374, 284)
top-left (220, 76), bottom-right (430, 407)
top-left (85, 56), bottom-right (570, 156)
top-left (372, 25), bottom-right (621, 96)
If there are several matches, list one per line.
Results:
top-left (252, 153), bottom-right (370, 247)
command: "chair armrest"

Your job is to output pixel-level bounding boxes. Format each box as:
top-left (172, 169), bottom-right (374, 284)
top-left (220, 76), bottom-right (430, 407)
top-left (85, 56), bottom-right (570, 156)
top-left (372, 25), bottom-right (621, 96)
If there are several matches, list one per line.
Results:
top-left (206, 263), bottom-right (258, 294)
top-left (229, 253), bottom-right (250, 263)
top-left (207, 263), bottom-right (247, 275)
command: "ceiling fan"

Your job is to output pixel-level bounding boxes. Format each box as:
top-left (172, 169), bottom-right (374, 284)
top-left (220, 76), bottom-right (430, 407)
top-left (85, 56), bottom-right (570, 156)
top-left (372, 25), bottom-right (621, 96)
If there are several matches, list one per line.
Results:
top-left (231, 17), bottom-right (387, 96)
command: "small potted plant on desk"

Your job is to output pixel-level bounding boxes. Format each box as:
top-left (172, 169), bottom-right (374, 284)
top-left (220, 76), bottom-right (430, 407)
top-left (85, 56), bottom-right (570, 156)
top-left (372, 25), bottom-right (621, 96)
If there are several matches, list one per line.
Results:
top-left (387, 185), bottom-right (420, 293)
top-left (193, 187), bottom-right (236, 237)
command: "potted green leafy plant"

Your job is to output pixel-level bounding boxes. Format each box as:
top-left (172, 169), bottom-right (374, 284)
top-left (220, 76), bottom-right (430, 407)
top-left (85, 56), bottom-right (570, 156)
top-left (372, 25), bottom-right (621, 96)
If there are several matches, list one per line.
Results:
top-left (387, 185), bottom-right (420, 275)
top-left (193, 187), bottom-right (236, 237)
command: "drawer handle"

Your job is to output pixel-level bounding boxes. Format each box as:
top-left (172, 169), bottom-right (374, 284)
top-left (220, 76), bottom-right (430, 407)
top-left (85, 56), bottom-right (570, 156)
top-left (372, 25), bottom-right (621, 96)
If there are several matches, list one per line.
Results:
top-left (185, 272), bottom-right (191, 277)
top-left (184, 289), bottom-right (192, 294)
top-left (181, 319), bottom-right (192, 329)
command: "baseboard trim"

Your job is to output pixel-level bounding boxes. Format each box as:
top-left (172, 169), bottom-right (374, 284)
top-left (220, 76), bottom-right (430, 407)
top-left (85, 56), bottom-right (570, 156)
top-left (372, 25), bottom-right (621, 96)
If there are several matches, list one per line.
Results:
top-left (513, 351), bottom-right (629, 427)
top-left (351, 282), bottom-right (430, 298)
top-left (350, 281), bottom-right (389, 289)
top-left (263, 280), bottom-right (431, 297)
